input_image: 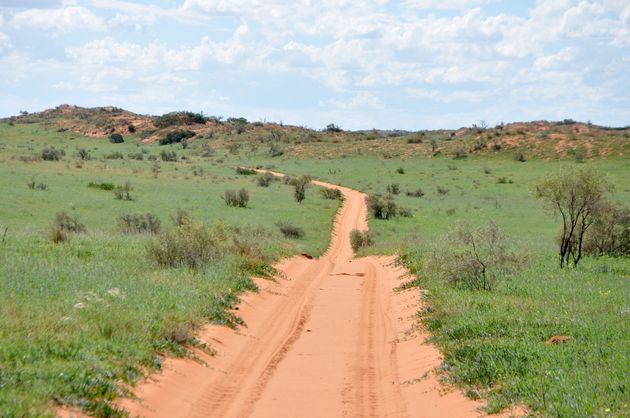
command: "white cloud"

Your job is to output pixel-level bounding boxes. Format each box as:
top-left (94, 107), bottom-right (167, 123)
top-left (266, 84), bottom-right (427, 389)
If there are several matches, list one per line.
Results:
top-left (11, 6), bottom-right (107, 32)
top-left (533, 47), bottom-right (578, 71)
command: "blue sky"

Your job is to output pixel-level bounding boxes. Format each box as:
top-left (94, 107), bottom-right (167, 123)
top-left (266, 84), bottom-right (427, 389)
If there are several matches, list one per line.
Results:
top-left (0, 0), bottom-right (628, 130)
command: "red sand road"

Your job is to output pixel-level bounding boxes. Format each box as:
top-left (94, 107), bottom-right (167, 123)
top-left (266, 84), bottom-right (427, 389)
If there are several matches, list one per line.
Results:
top-left (117, 175), bottom-right (485, 418)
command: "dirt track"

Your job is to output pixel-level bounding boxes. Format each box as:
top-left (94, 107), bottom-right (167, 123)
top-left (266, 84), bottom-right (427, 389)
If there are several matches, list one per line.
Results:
top-left (119, 176), bottom-right (483, 417)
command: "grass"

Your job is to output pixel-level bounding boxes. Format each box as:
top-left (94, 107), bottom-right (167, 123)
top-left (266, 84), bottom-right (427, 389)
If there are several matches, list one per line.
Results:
top-left (0, 123), bottom-right (340, 416)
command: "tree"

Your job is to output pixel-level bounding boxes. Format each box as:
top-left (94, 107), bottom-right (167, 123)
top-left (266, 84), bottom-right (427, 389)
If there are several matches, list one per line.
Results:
top-left (534, 167), bottom-right (612, 268)
top-left (289, 176), bottom-right (311, 203)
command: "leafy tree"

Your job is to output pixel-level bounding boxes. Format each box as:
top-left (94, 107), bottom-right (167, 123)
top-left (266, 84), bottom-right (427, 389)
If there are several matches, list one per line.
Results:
top-left (535, 167), bottom-right (612, 268)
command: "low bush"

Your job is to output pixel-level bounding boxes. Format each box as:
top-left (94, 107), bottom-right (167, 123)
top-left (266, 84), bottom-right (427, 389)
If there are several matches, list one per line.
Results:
top-left (398, 207), bottom-right (413, 217)
top-left (236, 167), bottom-right (257, 175)
top-left (584, 201), bottom-right (630, 256)
top-left (128, 152), bottom-right (144, 160)
top-left (27, 177), bottom-right (47, 191)
top-left (223, 189), bottom-right (249, 208)
top-left (386, 183), bottom-right (400, 195)
top-left (367, 194), bottom-right (397, 219)
top-left (320, 188), bottom-right (343, 200)
top-left (114, 182), bottom-right (134, 201)
top-left (119, 213), bottom-right (161, 234)
top-left (41, 147), bottom-right (65, 161)
top-left (289, 176), bottom-right (311, 203)
top-left (172, 208), bottom-right (192, 226)
top-left (109, 133), bottom-right (124, 143)
top-left (453, 148), bottom-right (468, 159)
top-left (46, 211), bottom-right (86, 243)
top-left (396, 167), bottom-right (405, 174)
top-left (424, 221), bottom-right (524, 291)
top-left (514, 152), bottom-right (526, 162)
top-left (257, 172), bottom-right (275, 187)
top-left (277, 222), bottom-right (305, 239)
top-left (88, 181), bottom-right (115, 191)
top-left (406, 188), bottom-right (424, 197)
top-left (159, 129), bottom-right (195, 145)
top-left (160, 150), bottom-right (177, 162)
top-left (76, 148), bottom-right (91, 161)
top-left (436, 186), bottom-right (449, 195)
top-left (105, 152), bottom-right (124, 160)
top-left (350, 229), bottom-right (373, 251)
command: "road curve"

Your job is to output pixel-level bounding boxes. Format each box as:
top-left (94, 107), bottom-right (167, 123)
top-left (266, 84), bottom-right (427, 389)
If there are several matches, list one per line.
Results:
top-left (118, 174), bottom-right (483, 418)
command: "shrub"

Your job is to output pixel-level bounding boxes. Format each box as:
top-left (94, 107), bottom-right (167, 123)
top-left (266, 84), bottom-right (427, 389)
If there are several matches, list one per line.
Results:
top-left (27, 176), bottom-right (47, 190)
top-left (424, 221), bottom-right (524, 291)
top-left (257, 172), bottom-right (275, 187)
top-left (41, 147), bottom-right (65, 161)
top-left (172, 209), bottom-right (193, 226)
top-left (109, 133), bottom-right (124, 143)
top-left (367, 194), bottom-right (397, 219)
top-left (398, 207), bottom-right (413, 217)
top-left (320, 188), bottom-right (343, 200)
top-left (127, 124), bottom-right (136, 133)
top-left (497, 177), bottom-right (508, 184)
top-left (159, 129), bottom-right (195, 145)
top-left (114, 182), bottom-right (134, 201)
top-left (514, 152), bottom-right (526, 162)
top-left (350, 229), bottom-right (373, 251)
top-left (453, 148), bottom-right (468, 159)
top-left (325, 123), bottom-right (342, 132)
top-left (88, 181), bottom-right (115, 191)
top-left (289, 176), bottom-right (311, 203)
top-left (76, 148), bottom-right (91, 161)
top-left (160, 150), bottom-right (177, 162)
top-left (128, 152), bottom-right (144, 160)
top-left (396, 167), bottom-right (405, 174)
top-left (406, 188), bottom-right (424, 198)
top-left (119, 213), bottom-right (161, 234)
top-left (386, 183), bottom-right (400, 195)
top-left (222, 188), bottom-right (249, 207)
top-left (154, 112), bottom-right (206, 129)
top-left (277, 222), bottom-right (305, 239)
top-left (269, 142), bottom-right (284, 157)
top-left (436, 186), bottom-right (449, 195)
top-left (236, 167), bottom-right (257, 175)
top-left (105, 152), bottom-right (124, 160)
top-left (46, 211), bottom-right (86, 243)
top-left (584, 200), bottom-right (630, 256)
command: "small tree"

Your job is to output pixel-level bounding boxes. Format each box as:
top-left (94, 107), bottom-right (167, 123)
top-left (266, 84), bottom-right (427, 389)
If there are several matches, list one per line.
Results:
top-left (289, 176), bottom-right (311, 203)
top-left (583, 200), bottom-right (630, 256)
top-left (535, 167), bottom-right (612, 268)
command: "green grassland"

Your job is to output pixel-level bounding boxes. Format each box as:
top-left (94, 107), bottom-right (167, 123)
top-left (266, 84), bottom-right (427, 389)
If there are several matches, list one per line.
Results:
top-left (0, 123), bottom-right (339, 416)
top-left (1, 117), bottom-right (629, 417)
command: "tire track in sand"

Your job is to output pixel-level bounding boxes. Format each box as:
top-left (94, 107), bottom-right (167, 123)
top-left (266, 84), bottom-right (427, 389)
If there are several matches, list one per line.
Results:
top-left (116, 172), bottom-right (485, 418)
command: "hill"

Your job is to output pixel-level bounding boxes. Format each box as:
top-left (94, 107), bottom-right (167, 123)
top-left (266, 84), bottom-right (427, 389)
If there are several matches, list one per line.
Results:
top-left (3, 105), bottom-right (629, 160)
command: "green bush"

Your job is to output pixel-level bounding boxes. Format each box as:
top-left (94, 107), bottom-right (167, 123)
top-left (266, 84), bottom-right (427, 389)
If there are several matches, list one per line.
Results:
top-left (257, 172), bottom-right (275, 187)
top-left (236, 167), bottom-right (257, 175)
top-left (105, 151), bottom-right (124, 160)
top-left (406, 188), bottom-right (424, 197)
top-left (424, 221), bottom-right (524, 291)
top-left (159, 129), bottom-right (195, 145)
top-left (46, 211), bottom-right (86, 243)
top-left (128, 152), bottom-right (144, 160)
top-left (277, 222), bottom-right (305, 239)
top-left (350, 229), bottom-right (373, 251)
top-left (76, 148), bottom-right (91, 161)
top-left (386, 183), bottom-right (400, 195)
top-left (119, 213), bottom-right (161, 234)
top-left (114, 182), bottom-right (134, 201)
top-left (319, 188), bottom-right (343, 200)
top-left (108, 133), bottom-right (124, 143)
top-left (367, 194), bottom-right (397, 219)
top-left (222, 189), bottom-right (249, 208)
top-left (41, 147), bottom-right (65, 161)
top-left (160, 150), bottom-right (177, 162)
top-left (87, 181), bottom-right (115, 191)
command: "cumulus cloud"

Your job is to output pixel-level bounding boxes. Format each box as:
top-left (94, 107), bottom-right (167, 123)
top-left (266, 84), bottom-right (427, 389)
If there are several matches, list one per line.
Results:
top-left (11, 6), bottom-right (107, 32)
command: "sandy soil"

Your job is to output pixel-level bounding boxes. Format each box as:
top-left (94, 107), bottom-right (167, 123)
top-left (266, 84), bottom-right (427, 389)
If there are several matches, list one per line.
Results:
top-left (115, 175), bottom-right (486, 418)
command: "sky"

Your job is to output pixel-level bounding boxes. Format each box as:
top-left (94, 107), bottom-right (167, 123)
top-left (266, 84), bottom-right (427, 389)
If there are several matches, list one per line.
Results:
top-left (0, 0), bottom-right (628, 130)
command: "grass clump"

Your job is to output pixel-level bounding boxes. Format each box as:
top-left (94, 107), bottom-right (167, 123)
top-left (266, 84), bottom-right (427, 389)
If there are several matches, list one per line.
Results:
top-left (406, 188), bottom-right (424, 197)
top-left (160, 150), bottom-right (177, 162)
top-left (114, 182), bottom-right (134, 201)
top-left (46, 211), bottom-right (86, 243)
top-left (119, 213), bottom-right (161, 234)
